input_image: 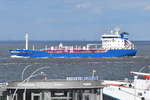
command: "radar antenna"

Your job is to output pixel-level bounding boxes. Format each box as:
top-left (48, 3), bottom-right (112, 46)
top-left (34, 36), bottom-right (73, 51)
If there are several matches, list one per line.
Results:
top-left (114, 25), bottom-right (121, 34)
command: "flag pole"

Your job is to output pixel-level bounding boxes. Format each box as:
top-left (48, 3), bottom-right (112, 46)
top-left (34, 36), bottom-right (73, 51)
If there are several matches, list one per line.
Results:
top-left (92, 69), bottom-right (96, 78)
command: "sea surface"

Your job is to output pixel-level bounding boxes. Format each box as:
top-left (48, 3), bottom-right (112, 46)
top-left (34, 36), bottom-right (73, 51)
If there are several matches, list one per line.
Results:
top-left (0, 41), bottom-right (150, 83)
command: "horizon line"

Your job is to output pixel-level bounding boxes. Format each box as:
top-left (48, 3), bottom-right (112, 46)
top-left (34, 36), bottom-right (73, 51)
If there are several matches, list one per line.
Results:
top-left (0, 40), bottom-right (150, 42)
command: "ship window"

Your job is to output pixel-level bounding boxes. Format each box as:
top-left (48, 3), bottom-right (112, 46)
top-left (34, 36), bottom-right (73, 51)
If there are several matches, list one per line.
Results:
top-left (14, 94), bottom-right (18, 100)
top-left (102, 37), bottom-right (119, 38)
top-left (51, 90), bottom-right (67, 97)
top-left (84, 95), bottom-right (90, 100)
top-left (0, 96), bottom-right (6, 100)
top-left (31, 93), bottom-right (41, 100)
top-left (138, 92), bottom-right (142, 96)
top-left (34, 96), bottom-right (40, 100)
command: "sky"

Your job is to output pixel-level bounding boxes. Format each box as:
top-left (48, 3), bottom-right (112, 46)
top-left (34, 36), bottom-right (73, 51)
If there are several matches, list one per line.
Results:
top-left (0, 0), bottom-right (150, 41)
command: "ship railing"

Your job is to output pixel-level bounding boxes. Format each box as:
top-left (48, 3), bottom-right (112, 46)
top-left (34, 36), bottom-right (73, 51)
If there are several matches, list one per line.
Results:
top-left (39, 45), bottom-right (103, 51)
top-left (87, 43), bottom-right (101, 47)
top-left (105, 46), bottom-right (136, 50)
top-left (41, 48), bottom-right (104, 51)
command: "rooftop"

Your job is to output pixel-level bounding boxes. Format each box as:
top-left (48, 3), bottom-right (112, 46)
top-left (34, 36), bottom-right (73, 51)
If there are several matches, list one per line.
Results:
top-left (7, 80), bottom-right (105, 89)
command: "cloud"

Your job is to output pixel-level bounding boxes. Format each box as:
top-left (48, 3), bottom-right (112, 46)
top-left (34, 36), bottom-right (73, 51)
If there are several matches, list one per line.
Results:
top-left (75, 3), bottom-right (92, 9)
top-left (74, 2), bottom-right (102, 15)
top-left (144, 5), bottom-right (150, 10)
top-left (34, 18), bottom-right (61, 24)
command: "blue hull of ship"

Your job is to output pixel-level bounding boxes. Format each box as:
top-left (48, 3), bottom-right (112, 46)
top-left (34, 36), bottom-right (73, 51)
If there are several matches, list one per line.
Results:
top-left (9, 49), bottom-right (137, 58)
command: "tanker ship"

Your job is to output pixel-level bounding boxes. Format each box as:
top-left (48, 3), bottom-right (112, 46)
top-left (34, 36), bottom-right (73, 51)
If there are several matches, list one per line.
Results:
top-left (9, 28), bottom-right (137, 58)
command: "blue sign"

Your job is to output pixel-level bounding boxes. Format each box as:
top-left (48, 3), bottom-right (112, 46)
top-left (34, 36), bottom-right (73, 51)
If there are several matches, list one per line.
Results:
top-left (66, 76), bottom-right (99, 80)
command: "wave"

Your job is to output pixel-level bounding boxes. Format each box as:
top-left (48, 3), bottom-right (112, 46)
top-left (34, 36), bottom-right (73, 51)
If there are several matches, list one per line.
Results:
top-left (132, 56), bottom-right (150, 59)
top-left (87, 61), bottom-right (134, 64)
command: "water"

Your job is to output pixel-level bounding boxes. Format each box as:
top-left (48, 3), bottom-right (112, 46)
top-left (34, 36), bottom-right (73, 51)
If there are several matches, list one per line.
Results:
top-left (0, 41), bottom-right (150, 83)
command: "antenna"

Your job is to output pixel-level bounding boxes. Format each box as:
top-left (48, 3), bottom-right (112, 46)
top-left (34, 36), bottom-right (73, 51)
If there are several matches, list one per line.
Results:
top-left (114, 25), bottom-right (121, 34)
top-left (25, 32), bottom-right (29, 50)
top-left (33, 45), bottom-right (35, 50)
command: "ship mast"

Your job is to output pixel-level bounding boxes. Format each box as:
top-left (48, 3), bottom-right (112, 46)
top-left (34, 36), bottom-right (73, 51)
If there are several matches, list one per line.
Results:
top-left (25, 32), bottom-right (29, 50)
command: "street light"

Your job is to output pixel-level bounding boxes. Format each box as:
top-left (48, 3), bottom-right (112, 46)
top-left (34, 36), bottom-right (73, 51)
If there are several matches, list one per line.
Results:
top-left (24, 66), bottom-right (49, 81)
top-left (138, 65), bottom-right (150, 72)
top-left (25, 71), bottom-right (46, 82)
top-left (21, 64), bottom-right (32, 80)
top-left (23, 71), bottom-right (47, 100)
top-left (12, 72), bottom-right (46, 100)
top-left (12, 66), bottom-right (50, 100)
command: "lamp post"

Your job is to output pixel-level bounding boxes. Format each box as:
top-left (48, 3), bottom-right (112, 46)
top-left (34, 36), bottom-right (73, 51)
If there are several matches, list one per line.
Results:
top-left (138, 65), bottom-right (150, 72)
top-left (26, 71), bottom-right (46, 82)
top-left (21, 64), bottom-right (32, 80)
top-left (26, 66), bottom-right (49, 81)
top-left (12, 66), bottom-right (50, 100)
top-left (23, 71), bottom-right (47, 100)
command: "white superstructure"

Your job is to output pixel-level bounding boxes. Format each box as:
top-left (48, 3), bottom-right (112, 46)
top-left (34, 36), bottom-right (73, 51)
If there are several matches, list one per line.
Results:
top-left (101, 28), bottom-right (135, 50)
top-left (104, 85), bottom-right (150, 100)
top-left (103, 67), bottom-right (150, 100)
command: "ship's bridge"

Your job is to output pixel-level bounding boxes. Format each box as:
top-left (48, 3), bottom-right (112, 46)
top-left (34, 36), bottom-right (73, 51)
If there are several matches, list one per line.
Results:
top-left (101, 31), bottom-right (134, 50)
top-left (101, 34), bottom-right (121, 39)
